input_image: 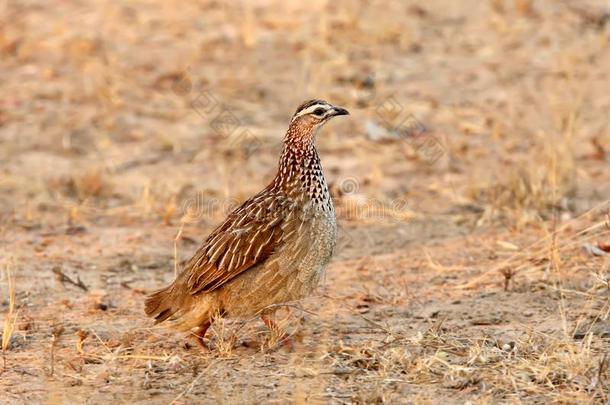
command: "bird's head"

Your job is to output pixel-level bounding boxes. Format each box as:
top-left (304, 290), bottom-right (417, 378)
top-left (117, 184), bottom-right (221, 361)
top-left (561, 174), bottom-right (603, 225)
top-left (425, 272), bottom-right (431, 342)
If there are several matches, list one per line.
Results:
top-left (290, 99), bottom-right (349, 130)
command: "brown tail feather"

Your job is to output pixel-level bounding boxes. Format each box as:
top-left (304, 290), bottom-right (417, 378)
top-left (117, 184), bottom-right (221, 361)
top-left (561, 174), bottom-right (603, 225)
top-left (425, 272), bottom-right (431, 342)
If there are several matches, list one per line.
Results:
top-left (144, 286), bottom-right (178, 324)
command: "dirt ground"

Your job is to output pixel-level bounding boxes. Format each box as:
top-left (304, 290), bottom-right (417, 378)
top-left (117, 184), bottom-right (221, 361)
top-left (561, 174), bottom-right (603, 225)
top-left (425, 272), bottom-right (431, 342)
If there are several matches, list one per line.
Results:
top-left (1, 0), bottom-right (610, 403)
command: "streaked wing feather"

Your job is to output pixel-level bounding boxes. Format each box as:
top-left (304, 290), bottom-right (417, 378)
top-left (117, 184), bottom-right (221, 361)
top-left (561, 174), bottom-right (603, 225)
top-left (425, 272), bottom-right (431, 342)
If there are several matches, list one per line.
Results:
top-left (184, 190), bottom-right (291, 294)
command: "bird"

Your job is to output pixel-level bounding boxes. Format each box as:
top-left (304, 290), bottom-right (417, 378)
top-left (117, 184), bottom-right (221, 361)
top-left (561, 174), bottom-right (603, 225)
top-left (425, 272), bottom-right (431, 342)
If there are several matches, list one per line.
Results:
top-left (144, 99), bottom-right (349, 348)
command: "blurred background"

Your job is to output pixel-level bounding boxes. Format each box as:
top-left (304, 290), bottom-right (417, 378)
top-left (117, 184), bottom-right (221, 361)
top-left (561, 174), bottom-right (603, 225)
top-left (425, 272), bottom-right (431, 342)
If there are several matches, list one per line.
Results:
top-left (1, 0), bottom-right (609, 402)
top-left (2, 0), bottom-right (608, 231)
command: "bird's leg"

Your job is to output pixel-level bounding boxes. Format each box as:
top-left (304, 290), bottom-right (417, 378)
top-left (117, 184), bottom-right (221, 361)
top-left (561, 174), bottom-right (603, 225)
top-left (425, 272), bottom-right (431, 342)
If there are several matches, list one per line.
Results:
top-left (190, 321), bottom-right (211, 351)
top-left (261, 313), bottom-right (294, 350)
top-left (261, 313), bottom-right (277, 333)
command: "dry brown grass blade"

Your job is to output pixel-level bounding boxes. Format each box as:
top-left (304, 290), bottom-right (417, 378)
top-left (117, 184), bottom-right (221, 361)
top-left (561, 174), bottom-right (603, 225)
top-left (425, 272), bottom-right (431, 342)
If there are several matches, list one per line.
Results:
top-left (172, 359), bottom-right (221, 403)
top-left (2, 260), bottom-right (19, 366)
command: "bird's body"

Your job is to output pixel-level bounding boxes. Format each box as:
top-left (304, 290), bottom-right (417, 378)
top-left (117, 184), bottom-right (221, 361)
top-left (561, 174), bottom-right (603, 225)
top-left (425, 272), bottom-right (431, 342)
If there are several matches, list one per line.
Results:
top-left (144, 100), bottom-right (348, 344)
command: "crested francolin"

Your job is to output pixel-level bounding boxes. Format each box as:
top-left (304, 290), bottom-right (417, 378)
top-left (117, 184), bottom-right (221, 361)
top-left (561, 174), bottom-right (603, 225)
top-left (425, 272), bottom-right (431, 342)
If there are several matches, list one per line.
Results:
top-left (145, 99), bottom-right (349, 347)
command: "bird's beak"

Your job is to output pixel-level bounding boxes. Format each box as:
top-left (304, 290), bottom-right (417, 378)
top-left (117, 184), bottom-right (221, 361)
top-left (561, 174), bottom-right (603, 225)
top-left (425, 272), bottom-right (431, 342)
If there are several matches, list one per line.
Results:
top-left (331, 106), bottom-right (350, 117)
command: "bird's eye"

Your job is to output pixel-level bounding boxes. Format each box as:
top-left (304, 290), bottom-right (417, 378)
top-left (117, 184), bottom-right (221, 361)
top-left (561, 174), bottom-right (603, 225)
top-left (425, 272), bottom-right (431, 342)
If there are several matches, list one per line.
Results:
top-left (313, 108), bottom-right (326, 116)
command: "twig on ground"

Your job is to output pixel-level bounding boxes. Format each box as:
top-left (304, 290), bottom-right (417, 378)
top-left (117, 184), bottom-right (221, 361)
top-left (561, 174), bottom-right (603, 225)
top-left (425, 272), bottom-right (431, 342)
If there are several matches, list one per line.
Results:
top-left (52, 266), bottom-right (88, 292)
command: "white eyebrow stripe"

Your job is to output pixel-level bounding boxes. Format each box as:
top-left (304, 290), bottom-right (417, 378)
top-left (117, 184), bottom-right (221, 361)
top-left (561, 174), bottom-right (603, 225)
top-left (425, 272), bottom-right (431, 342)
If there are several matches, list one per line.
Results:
top-left (292, 104), bottom-right (331, 121)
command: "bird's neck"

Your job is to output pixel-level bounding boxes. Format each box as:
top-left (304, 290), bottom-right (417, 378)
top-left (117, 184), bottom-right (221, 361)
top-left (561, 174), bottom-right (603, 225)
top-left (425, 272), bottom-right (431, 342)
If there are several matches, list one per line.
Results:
top-left (272, 125), bottom-right (332, 208)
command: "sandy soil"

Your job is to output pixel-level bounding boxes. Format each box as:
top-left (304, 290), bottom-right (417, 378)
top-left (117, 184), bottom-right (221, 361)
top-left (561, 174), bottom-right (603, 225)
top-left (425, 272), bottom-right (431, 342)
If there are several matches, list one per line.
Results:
top-left (1, 0), bottom-right (609, 403)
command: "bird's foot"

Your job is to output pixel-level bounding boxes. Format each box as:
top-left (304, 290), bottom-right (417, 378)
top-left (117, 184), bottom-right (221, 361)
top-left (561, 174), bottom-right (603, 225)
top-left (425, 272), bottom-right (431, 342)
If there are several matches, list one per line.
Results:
top-left (186, 321), bottom-right (211, 352)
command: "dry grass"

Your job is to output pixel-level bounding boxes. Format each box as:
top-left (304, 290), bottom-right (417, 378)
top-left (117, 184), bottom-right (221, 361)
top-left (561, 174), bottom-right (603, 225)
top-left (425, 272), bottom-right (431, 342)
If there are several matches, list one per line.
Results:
top-left (329, 326), bottom-right (608, 402)
top-left (466, 116), bottom-right (579, 227)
